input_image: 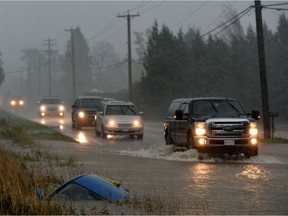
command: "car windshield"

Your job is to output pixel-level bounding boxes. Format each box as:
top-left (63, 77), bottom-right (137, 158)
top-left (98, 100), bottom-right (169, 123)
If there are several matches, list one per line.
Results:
top-left (105, 105), bottom-right (139, 115)
top-left (41, 98), bottom-right (61, 104)
top-left (79, 99), bottom-right (102, 108)
top-left (192, 100), bottom-right (245, 117)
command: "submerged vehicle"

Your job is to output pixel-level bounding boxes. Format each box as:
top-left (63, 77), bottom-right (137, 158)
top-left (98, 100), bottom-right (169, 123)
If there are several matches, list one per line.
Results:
top-left (37, 173), bottom-right (130, 201)
top-left (164, 97), bottom-right (260, 157)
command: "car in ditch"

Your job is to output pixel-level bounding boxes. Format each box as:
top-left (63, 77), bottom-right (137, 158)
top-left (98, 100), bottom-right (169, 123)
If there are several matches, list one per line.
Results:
top-left (94, 100), bottom-right (143, 139)
top-left (164, 97), bottom-right (260, 157)
top-left (37, 96), bottom-right (65, 118)
top-left (36, 173), bottom-right (131, 201)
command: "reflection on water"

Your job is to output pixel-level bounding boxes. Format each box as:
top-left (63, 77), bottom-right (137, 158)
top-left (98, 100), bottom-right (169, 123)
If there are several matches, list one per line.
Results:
top-left (40, 118), bottom-right (64, 130)
top-left (237, 165), bottom-right (270, 181)
top-left (77, 132), bottom-right (88, 144)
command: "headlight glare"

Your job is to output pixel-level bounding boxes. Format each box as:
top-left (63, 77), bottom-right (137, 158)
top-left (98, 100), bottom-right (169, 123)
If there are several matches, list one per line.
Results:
top-left (133, 119), bottom-right (141, 127)
top-left (78, 111), bottom-right (85, 118)
top-left (10, 100), bottom-right (16, 106)
top-left (249, 122), bottom-right (258, 136)
top-left (195, 122), bottom-right (206, 136)
top-left (107, 119), bottom-right (116, 127)
top-left (59, 105), bottom-right (64, 111)
top-left (40, 105), bottom-right (46, 111)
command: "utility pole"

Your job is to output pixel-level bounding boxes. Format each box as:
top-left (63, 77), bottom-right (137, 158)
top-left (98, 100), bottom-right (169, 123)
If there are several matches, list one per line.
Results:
top-left (65, 28), bottom-right (76, 100)
top-left (43, 39), bottom-right (56, 96)
top-left (254, 0), bottom-right (271, 139)
top-left (117, 11), bottom-right (140, 101)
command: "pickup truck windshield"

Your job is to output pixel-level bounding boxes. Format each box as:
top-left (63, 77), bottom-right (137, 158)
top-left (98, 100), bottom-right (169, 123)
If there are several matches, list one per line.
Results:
top-left (192, 100), bottom-right (245, 117)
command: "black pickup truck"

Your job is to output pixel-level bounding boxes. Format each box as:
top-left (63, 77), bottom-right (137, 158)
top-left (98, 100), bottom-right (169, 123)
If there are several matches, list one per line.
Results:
top-left (164, 97), bottom-right (260, 157)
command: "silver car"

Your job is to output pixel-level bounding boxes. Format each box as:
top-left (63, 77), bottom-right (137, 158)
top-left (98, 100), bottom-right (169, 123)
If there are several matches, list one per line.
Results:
top-left (95, 101), bottom-right (143, 139)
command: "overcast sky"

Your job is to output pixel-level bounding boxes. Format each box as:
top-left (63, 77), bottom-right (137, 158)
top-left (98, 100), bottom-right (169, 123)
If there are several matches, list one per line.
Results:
top-left (0, 1), bottom-right (286, 73)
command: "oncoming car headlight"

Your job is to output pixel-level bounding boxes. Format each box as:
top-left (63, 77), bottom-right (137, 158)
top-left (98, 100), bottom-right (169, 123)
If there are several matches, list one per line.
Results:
top-left (107, 119), bottom-right (116, 127)
top-left (249, 122), bottom-right (258, 136)
top-left (78, 111), bottom-right (85, 118)
top-left (132, 119), bottom-right (142, 127)
top-left (195, 122), bottom-right (206, 136)
top-left (59, 105), bottom-right (65, 111)
top-left (40, 105), bottom-right (46, 111)
top-left (19, 100), bottom-right (24, 106)
top-left (10, 100), bottom-right (16, 106)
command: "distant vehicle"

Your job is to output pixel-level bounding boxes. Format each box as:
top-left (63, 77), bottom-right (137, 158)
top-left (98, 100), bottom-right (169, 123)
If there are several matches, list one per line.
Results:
top-left (71, 96), bottom-right (114, 129)
top-left (164, 97), bottom-right (260, 158)
top-left (37, 96), bottom-right (65, 118)
top-left (95, 100), bottom-right (143, 139)
top-left (36, 173), bottom-right (130, 201)
top-left (9, 97), bottom-right (25, 107)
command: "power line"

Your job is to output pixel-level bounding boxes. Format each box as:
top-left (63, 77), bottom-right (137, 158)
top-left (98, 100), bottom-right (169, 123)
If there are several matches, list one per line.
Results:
top-left (212, 7), bottom-right (253, 38)
top-left (200, 5), bottom-right (253, 38)
top-left (138, 1), bottom-right (166, 13)
top-left (172, 1), bottom-right (209, 29)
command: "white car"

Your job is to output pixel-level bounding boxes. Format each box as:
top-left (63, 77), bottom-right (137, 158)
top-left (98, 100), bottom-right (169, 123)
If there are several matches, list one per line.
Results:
top-left (95, 101), bottom-right (143, 139)
top-left (37, 96), bottom-right (65, 118)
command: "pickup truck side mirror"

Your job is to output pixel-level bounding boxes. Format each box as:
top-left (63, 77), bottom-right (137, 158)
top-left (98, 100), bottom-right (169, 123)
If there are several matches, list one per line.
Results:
top-left (251, 110), bottom-right (260, 120)
top-left (174, 110), bottom-right (183, 120)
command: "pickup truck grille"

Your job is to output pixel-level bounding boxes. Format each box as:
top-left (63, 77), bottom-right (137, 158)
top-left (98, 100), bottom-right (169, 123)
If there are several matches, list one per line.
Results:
top-left (209, 122), bottom-right (248, 136)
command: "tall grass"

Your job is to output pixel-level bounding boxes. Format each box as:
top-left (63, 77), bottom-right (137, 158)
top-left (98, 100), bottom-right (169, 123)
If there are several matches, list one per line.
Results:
top-left (0, 146), bottom-right (66, 214)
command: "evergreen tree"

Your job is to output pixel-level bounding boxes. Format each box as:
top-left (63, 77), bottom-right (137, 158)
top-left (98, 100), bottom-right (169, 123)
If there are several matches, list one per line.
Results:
top-left (60, 27), bottom-right (92, 100)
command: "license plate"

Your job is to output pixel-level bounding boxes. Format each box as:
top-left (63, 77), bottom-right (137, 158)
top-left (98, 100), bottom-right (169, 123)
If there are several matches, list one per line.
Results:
top-left (224, 140), bottom-right (235, 145)
top-left (122, 128), bottom-right (129, 132)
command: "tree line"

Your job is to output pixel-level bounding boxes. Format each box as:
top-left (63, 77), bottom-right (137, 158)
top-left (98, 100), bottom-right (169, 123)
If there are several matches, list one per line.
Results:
top-left (133, 14), bottom-right (288, 120)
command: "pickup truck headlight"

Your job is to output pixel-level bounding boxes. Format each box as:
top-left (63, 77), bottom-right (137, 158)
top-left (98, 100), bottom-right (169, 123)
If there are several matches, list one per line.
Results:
top-left (78, 111), bottom-right (85, 118)
top-left (249, 122), bottom-right (258, 136)
top-left (195, 122), bottom-right (206, 136)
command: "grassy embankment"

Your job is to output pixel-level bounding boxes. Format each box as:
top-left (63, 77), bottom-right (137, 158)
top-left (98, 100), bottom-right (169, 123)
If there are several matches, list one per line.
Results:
top-left (0, 110), bottom-right (180, 215)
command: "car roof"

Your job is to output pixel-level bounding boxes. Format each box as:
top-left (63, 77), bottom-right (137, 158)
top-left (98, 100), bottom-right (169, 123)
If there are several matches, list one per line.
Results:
top-left (40, 96), bottom-right (61, 99)
top-left (76, 96), bottom-right (104, 100)
top-left (50, 174), bottom-right (129, 201)
top-left (172, 97), bottom-right (238, 103)
top-left (104, 100), bottom-right (135, 106)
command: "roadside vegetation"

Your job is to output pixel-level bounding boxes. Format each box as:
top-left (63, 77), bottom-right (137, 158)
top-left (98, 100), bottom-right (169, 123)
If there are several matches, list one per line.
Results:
top-left (0, 110), bottom-right (180, 214)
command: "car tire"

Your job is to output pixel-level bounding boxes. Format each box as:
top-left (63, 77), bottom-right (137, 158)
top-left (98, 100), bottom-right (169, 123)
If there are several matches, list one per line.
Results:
top-left (95, 125), bottom-right (99, 136)
top-left (101, 125), bottom-right (106, 138)
top-left (75, 121), bottom-right (82, 130)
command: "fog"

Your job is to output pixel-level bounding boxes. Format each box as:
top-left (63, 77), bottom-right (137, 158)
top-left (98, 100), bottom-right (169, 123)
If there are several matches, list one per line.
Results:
top-left (0, 1), bottom-right (285, 104)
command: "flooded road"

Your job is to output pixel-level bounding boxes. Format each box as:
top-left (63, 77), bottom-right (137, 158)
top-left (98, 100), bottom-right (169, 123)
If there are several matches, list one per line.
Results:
top-left (30, 116), bottom-right (288, 215)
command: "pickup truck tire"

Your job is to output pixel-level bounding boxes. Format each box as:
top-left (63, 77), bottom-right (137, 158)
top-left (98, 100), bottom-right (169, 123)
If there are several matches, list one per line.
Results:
top-left (244, 147), bottom-right (258, 158)
top-left (165, 130), bottom-right (173, 145)
top-left (187, 132), bottom-right (196, 149)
